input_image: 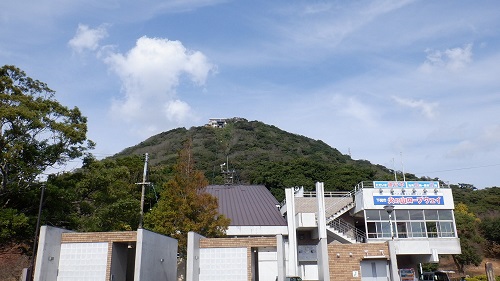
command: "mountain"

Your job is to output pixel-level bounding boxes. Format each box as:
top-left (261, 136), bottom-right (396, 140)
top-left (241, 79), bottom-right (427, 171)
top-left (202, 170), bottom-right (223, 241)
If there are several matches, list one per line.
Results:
top-left (114, 118), bottom-right (423, 200)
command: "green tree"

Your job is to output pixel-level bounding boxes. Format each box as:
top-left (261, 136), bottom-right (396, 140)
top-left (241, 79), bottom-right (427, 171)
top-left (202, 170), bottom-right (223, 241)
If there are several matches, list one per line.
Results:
top-left (51, 156), bottom-right (144, 232)
top-left (480, 214), bottom-right (500, 257)
top-left (145, 140), bottom-right (230, 256)
top-left (0, 65), bottom-right (93, 243)
top-left (453, 203), bottom-right (484, 274)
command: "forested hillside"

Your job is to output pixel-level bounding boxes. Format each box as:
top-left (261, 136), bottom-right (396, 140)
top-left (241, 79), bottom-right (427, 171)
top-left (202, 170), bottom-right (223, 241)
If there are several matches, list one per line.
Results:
top-left (115, 118), bottom-right (426, 200)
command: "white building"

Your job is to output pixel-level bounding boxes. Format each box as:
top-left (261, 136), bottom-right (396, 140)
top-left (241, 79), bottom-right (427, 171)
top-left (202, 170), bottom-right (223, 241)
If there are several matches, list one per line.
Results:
top-left (187, 181), bottom-right (461, 281)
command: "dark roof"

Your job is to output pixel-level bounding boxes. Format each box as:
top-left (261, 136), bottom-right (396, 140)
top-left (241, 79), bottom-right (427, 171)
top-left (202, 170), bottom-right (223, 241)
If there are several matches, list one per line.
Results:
top-left (205, 185), bottom-right (287, 226)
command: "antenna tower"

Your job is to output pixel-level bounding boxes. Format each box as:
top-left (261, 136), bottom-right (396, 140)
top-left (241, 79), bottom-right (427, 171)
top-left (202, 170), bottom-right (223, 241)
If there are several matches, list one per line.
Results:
top-left (220, 156), bottom-right (236, 185)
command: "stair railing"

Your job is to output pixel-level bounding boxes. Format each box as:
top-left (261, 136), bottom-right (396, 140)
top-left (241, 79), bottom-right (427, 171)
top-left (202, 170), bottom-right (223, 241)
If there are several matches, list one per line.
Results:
top-left (327, 217), bottom-right (366, 243)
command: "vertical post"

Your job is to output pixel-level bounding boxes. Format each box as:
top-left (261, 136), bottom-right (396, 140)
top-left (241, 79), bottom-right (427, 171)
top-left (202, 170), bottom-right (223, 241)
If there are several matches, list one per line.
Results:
top-left (392, 158), bottom-right (398, 182)
top-left (400, 152), bottom-right (406, 182)
top-left (29, 183), bottom-right (45, 281)
top-left (384, 205), bottom-right (395, 239)
top-left (389, 213), bottom-right (394, 239)
top-left (138, 153), bottom-right (149, 229)
top-left (485, 262), bottom-right (495, 281)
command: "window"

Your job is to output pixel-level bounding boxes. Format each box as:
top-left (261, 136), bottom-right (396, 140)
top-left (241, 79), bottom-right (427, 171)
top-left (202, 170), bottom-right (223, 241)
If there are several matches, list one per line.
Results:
top-left (396, 222), bottom-right (408, 238)
top-left (409, 222), bottom-right (426, 238)
top-left (426, 222), bottom-right (438, 238)
top-left (438, 221), bottom-right (455, 237)
top-left (438, 210), bottom-right (453, 220)
top-left (409, 210), bottom-right (424, 220)
top-left (364, 209), bottom-right (456, 239)
top-left (424, 210), bottom-right (438, 220)
top-left (395, 210), bottom-right (410, 220)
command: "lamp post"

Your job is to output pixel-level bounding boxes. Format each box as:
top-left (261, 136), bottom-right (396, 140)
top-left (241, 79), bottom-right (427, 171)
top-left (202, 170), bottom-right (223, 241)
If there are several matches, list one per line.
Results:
top-left (383, 205), bottom-right (395, 239)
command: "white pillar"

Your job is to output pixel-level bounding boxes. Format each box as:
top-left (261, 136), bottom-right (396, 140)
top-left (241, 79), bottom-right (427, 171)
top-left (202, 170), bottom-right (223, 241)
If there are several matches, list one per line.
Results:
top-left (285, 188), bottom-right (299, 277)
top-left (316, 182), bottom-right (330, 281)
top-left (388, 240), bottom-right (400, 281)
top-left (276, 235), bottom-right (286, 281)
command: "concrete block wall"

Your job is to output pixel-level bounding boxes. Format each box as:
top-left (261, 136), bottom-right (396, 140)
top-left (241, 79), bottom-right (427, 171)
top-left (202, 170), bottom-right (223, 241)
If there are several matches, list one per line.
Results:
top-left (200, 237), bottom-right (277, 281)
top-left (60, 231), bottom-right (137, 281)
top-left (328, 242), bottom-right (389, 281)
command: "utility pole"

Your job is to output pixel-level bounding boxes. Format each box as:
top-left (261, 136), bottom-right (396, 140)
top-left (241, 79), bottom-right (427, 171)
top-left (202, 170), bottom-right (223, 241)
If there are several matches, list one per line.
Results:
top-left (28, 182), bottom-right (45, 281)
top-left (137, 153), bottom-right (150, 229)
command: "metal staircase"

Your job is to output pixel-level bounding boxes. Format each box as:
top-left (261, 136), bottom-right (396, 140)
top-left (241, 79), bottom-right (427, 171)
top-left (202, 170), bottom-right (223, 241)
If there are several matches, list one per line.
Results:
top-left (324, 191), bottom-right (355, 224)
top-left (327, 218), bottom-right (366, 243)
top-left (322, 189), bottom-right (365, 244)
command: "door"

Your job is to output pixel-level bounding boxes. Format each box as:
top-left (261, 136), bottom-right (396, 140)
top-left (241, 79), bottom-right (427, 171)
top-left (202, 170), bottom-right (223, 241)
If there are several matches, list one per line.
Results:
top-left (360, 259), bottom-right (389, 281)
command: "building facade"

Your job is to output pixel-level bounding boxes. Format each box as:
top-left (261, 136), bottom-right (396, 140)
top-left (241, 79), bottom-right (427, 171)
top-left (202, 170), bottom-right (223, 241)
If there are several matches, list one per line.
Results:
top-left (187, 181), bottom-right (461, 281)
top-left (33, 226), bottom-right (178, 281)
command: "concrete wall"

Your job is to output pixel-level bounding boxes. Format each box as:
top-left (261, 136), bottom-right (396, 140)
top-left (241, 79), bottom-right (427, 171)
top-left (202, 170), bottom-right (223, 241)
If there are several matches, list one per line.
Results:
top-left (33, 226), bottom-right (73, 281)
top-left (134, 229), bottom-right (178, 281)
top-left (392, 238), bottom-right (461, 255)
top-left (187, 232), bottom-right (205, 281)
top-left (226, 225), bottom-right (288, 236)
top-left (198, 237), bottom-right (277, 281)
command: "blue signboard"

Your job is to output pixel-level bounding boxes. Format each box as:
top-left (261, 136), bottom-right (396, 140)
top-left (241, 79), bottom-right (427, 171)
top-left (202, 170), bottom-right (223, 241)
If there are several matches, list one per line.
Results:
top-left (373, 181), bottom-right (440, 189)
top-left (373, 195), bottom-right (444, 205)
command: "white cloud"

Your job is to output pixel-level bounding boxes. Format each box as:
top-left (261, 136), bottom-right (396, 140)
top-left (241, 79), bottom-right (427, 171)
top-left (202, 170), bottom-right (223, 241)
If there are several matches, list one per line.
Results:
top-left (68, 24), bottom-right (108, 53)
top-left (392, 96), bottom-right (438, 119)
top-left (446, 124), bottom-right (500, 159)
top-left (164, 99), bottom-right (191, 123)
top-left (104, 36), bottom-right (215, 136)
top-left (420, 44), bottom-right (473, 72)
top-left (272, 0), bottom-right (415, 51)
top-left (331, 95), bottom-right (378, 126)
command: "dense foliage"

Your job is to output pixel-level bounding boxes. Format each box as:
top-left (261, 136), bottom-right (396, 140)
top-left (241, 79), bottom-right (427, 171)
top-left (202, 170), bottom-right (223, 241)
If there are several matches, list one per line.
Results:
top-left (452, 203), bottom-right (484, 273)
top-left (145, 140), bottom-right (230, 256)
top-left (0, 65), bottom-right (93, 245)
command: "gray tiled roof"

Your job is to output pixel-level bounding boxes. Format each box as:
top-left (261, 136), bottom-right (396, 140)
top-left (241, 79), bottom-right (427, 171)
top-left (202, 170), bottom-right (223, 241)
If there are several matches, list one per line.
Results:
top-left (205, 185), bottom-right (287, 226)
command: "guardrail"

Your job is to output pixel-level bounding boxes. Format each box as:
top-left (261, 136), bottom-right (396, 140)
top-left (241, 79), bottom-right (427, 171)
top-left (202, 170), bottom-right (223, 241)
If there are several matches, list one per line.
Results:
top-left (327, 218), bottom-right (366, 243)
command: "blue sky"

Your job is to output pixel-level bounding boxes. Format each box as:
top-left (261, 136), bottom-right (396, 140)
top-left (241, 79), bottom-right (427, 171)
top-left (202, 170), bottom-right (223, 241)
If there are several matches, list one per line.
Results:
top-left (2, 0), bottom-right (499, 188)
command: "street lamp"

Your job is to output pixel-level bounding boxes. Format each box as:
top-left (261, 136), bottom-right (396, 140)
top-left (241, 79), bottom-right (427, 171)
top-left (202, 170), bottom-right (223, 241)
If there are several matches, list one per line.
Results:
top-left (383, 205), bottom-right (395, 239)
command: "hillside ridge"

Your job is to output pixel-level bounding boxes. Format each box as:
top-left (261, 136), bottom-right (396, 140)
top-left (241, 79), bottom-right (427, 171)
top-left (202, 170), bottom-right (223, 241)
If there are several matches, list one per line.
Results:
top-left (114, 118), bottom-right (410, 197)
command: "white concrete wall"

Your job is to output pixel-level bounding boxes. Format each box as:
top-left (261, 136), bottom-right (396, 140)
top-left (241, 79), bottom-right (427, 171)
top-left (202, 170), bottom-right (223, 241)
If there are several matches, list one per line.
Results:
top-left (134, 229), bottom-right (178, 281)
top-left (57, 242), bottom-right (108, 281)
top-left (316, 182), bottom-right (330, 281)
top-left (276, 235), bottom-right (286, 281)
top-left (34, 226), bottom-right (73, 281)
top-left (392, 238), bottom-right (461, 255)
top-left (199, 247), bottom-right (247, 281)
top-left (285, 188), bottom-right (299, 277)
top-left (258, 248), bottom-right (278, 281)
top-left (226, 225), bottom-right (288, 236)
top-left (295, 213), bottom-right (316, 228)
top-left (186, 232), bottom-right (205, 281)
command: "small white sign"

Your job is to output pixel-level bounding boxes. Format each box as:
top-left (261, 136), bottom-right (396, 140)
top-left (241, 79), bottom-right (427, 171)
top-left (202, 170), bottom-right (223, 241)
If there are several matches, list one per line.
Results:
top-left (353, 270), bottom-right (359, 277)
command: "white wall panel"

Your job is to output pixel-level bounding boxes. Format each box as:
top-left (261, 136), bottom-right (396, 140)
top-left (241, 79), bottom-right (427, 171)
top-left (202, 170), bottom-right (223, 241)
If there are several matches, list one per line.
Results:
top-left (57, 242), bottom-right (108, 281)
top-left (199, 248), bottom-right (247, 281)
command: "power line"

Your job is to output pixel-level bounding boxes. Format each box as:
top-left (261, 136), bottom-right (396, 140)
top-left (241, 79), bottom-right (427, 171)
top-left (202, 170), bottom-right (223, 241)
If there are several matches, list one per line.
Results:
top-left (415, 163), bottom-right (500, 175)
